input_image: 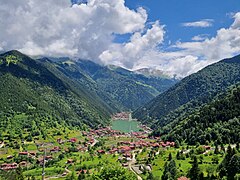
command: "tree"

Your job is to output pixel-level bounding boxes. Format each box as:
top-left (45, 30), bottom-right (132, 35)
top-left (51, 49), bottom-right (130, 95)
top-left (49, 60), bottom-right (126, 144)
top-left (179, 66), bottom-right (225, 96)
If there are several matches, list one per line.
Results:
top-left (15, 167), bottom-right (24, 180)
top-left (168, 153), bottom-right (172, 161)
top-left (228, 154), bottom-right (240, 179)
top-left (168, 160), bottom-right (177, 179)
top-left (176, 151), bottom-right (180, 160)
top-left (66, 172), bottom-right (77, 180)
top-left (188, 156), bottom-right (200, 180)
top-left (175, 140), bottom-right (180, 148)
top-left (162, 160), bottom-right (177, 180)
top-left (96, 165), bottom-right (136, 180)
top-left (147, 172), bottom-right (154, 180)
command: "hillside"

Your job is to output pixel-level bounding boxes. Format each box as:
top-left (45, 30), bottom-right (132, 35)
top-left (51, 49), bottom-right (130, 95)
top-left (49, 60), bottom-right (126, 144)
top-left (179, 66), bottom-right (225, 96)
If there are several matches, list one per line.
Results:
top-left (0, 50), bottom-right (112, 134)
top-left (156, 84), bottom-right (240, 145)
top-left (133, 54), bottom-right (240, 126)
top-left (55, 59), bottom-right (177, 111)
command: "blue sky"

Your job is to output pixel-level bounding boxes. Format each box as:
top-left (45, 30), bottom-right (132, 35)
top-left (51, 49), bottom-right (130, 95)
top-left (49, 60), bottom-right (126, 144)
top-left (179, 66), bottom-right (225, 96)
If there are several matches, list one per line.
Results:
top-left (1, 0), bottom-right (240, 77)
top-left (125, 0), bottom-right (239, 44)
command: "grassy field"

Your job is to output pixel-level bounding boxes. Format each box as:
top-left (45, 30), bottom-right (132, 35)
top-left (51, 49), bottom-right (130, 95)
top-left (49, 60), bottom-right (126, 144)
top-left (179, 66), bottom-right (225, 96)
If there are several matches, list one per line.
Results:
top-left (112, 120), bottom-right (140, 133)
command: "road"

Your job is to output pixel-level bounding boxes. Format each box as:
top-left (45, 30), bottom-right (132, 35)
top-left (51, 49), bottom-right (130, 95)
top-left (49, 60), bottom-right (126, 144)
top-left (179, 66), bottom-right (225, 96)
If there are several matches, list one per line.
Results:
top-left (129, 151), bottom-right (142, 180)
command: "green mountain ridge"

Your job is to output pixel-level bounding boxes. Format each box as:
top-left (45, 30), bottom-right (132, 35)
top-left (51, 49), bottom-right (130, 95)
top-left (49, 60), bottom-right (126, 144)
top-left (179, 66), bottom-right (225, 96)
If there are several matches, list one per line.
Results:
top-left (0, 50), bottom-right (112, 133)
top-left (55, 58), bottom-right (178, 111)
top-left (133, 54), bottom-right (240, 127)
top-left (156, 83), bottom-right (240, 145)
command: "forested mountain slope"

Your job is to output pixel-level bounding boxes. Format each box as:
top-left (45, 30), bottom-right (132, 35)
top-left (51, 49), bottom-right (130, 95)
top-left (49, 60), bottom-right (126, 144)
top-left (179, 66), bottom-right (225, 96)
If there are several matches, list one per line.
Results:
top-left (155, 84), bottom-right (240, 145)
top-left (55, 59), bottom-right (177, 111)
top-left (0, 50), bottom-right (112, 134)
top-left (133, 54), bottom-right (240, 127)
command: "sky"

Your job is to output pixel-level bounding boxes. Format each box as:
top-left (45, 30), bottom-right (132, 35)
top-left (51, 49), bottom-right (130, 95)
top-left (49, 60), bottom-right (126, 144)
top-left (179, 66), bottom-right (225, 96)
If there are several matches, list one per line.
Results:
top-left (0, 0), bottom-right (240, 77)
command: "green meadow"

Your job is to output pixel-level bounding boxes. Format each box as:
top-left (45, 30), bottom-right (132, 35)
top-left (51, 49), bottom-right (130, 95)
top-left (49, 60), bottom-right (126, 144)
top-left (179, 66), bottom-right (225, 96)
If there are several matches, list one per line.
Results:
top-left (111, 119), bottom-right (140, 133)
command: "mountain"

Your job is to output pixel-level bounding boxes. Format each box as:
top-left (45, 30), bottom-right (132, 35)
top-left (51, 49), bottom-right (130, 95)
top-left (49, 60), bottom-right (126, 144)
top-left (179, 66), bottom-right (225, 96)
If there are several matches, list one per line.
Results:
top-left (155, 84), bottom-right (240, 145)
top-left (133, 54), bottom-right (240, 127)
top-left (63, 60), bottom-right (178, 111)
top-left (0, 50), bottom-right (112, 133)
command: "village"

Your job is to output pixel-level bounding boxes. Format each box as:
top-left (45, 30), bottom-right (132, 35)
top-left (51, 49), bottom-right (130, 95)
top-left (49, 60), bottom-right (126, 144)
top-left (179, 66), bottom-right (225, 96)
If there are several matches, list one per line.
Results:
top-left (0, 117), bottom-right (223, 180)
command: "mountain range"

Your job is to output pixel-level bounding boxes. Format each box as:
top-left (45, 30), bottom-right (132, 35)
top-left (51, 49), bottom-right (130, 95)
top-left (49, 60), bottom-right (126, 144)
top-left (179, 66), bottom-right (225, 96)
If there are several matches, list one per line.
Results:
top-left (0, 50), bottom-right (240, 145)
top-left (0, 50), bottom-right (177, 133)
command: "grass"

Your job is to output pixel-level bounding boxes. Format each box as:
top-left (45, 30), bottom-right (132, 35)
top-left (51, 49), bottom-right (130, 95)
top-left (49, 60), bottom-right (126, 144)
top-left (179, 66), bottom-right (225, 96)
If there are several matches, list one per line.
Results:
top-left (112, 120), bottom-right (140, 133)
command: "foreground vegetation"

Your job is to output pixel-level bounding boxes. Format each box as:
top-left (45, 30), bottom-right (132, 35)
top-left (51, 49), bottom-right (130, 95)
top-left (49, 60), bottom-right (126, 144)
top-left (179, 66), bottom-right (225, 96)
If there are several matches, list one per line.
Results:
top-left (0, 124), bottom-right (239, 179)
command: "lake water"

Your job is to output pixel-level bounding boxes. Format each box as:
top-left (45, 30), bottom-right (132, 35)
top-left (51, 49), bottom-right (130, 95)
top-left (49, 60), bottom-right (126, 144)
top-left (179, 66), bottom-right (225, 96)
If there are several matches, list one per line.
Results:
top-left (112, 119), bottom-right (140, 133)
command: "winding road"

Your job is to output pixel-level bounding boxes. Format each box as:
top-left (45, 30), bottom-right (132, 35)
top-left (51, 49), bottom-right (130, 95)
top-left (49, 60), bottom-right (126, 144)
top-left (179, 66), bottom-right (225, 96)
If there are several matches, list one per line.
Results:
top-left (129, 152), bottom-right (142, 180)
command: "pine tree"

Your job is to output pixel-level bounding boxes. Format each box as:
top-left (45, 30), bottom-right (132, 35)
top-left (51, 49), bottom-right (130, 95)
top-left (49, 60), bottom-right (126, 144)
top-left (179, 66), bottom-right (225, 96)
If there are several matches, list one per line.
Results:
top-left (168, 153), bottom-right (172, 161)
top-left (188, 156), bottom-right (200, 180)
top-left (162, 160), bottom-right (177, 180)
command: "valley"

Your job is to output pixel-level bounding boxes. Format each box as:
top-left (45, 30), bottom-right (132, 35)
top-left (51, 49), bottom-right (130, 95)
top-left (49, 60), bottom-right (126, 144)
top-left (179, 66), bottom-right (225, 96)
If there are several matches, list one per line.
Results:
top-left (0, 115), bottom-right (234, 179)
top-left (0, 51), bottom-right (239, 179)
top-left (0, 112), bottom-right (239, 179)
top-left (1, 1), bottom-right (240, 179)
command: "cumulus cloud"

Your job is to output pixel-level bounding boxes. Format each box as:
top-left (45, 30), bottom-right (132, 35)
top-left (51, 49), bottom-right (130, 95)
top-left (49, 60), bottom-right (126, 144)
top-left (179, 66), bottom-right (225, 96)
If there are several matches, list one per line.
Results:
top-left (0, 1), bottom-right (240, 78)
top-left (99, 21), bottom-right (165, 68)
top-left (181, 19), bottom-right (214, 28)
top-left (0, 0), bottom-right (147, 62)
top-left (100, 13), bottom-right (240, 77)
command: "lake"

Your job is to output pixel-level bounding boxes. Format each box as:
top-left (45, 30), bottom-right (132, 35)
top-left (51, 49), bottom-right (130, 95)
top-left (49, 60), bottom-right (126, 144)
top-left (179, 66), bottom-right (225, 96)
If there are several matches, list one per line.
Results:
top-left (112, 119), bottom-right (140, 133)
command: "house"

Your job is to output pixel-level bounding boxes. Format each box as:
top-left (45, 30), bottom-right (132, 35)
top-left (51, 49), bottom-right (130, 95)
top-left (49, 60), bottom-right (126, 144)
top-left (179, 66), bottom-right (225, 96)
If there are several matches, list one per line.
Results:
top-left (50, 146), bottom-right (60, 152)
top-left (62, 172), bottom-right (67, 176)
top-left (152, 143), bottom-right (160, 148)
top-left (45, 156), bottom-right (53, 160)
top-left (19, 161), bottom-right (27, 167)
top-left (69, 138), bottom-right (77, 143)
top-left (7, 155), bottom-right (13, 159)
top-left (78, 169), bottom-right (87, 174)
top-left (109, 148), bottom-right (118, 154)
top-left (19, 152), bottom-right (28, 156)
top-left (29, 152), bottom-right (36, 156)
top-left (203, 145), bottom-right (211, 150)
top-left (0, 163), bottom-right (18, 170)
top-left (67, 159), bottom-right (74, 164)
top-left (97, 150), bottom-right (105, 154)
top-left (178, 177), bottom-right (189, 180)
top-left (57, 138), bottom-right (64, 144)
top-left (119, 146), bottom-right (132, 153)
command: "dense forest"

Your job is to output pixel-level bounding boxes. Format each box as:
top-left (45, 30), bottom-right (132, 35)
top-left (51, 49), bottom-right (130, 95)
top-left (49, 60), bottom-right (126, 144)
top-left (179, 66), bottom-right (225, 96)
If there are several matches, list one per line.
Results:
top-left (134, 54), bottom-right (240, 128)
top-left (151, 84), bottom-right (240, 145)
top-left (0, 50), bottom-right (112, 136)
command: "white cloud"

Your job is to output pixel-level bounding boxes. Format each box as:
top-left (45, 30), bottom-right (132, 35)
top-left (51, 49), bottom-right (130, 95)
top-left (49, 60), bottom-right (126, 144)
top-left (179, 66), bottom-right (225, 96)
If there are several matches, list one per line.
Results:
top-left (99, 21), bottom-right (165, 68)
top-left (100, 13), bottom-right (240, 78)
top-left (0, 0), bottom-right (147, 61)
top-left (191, 34), bottom-right (209, 41)
top-left (0, 1), bottom-right (240, 78)
top-left (182, 19), bottom-right (214, 28)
